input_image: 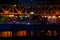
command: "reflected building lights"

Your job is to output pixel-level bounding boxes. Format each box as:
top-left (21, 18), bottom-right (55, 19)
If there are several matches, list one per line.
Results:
top-left (0, 30), bottom-right (59, 37)
top-left (0, 5), bottom-right (59, 38)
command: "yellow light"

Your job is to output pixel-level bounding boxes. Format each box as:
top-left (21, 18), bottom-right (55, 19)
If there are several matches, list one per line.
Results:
top-left (48, 16), bottom-right (51, 18)
top-left (58, 16), bottom-right (60, 18)
top-left (18, 11), bottom-right (21, 13)
top-left (42, 16), bottom-right (44, 17)
top-left (46, 30), bottom-right (52, 36)
top-left (14, 5), bottom-right (16, 6)
top-left (30, 12), bottom-right (34, 14)
top-left (45, 16), bottom-right (47, 17)
top-left (52, 16), bottom-right (57, 18)
top-left (9, 15), bottom-right (14, 17)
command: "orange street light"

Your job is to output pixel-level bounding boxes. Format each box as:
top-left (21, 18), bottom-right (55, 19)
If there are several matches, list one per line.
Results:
top-left (18, 11), bottom-right (22, 15)
top-left (4, 11), bottom-right (9, 14)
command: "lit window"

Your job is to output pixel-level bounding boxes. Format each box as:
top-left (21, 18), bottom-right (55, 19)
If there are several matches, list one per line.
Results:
top-left (14, 5), bottom-right (16, 6)
top-left (15, 31), bottom-right (27, 37)
top-left (52, 16), bottom-right (56, 18)
top-left (9, 15), bottom-right (14, 17)
top-left (58, 16), bottom-right (60, 18)
top-left (45, 16), bottom-right (47, 17)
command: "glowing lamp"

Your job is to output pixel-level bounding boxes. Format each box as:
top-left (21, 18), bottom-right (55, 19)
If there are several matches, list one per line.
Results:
top-left (9, 15), bottom-right (14, 17)
top-left (30, 12), bottom-right (34, 14)
top-left (52, 16), bottom-right (56, 18)
top-left (42, 16), bottom-right (44, 17)
top-left (58, 16), bottom-right (60, 18)
top-left (48, 16), bottom-right (51, 18)
top-left (18, 11), bottom-right (22, 14)
top-left (4, 11), bottom-right (9, 14)
top-left (14, 5), bottom-right (16, 6)
top-left (45, 16), bottom-right (47, 17)
top-left (15, 16), bottom-right (18, 18)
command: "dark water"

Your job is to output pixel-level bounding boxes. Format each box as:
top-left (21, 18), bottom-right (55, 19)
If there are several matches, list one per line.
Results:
top-left (0, 24), bottom-right (60, 40)
top-left (0, 24), bottom-right (59, 30)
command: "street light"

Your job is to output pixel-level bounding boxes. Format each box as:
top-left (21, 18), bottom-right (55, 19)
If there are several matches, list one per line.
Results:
top-left (30, 12), bottom-right (34, 14)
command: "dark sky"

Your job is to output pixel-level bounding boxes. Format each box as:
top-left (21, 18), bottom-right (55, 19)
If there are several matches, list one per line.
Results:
top-left (0, 0), bottom-right (59, 4)
top-left (0, 0), bottom-right (17, 4)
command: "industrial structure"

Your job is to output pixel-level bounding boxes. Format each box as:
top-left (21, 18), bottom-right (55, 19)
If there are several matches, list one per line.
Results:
top-left (0, 5), bottom-right (59, 39)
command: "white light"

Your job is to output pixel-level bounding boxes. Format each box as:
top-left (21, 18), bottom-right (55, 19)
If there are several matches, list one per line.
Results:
top-left (27, 22), bottom-right (30, 25)
top-left (58, 16), bottom-right (60, 18)
top-left (52, 16), bottom-right (56, 18)
top-left (30, 12), bottom-right (34, 14)
top-left (9, 15), bottom-right (14, 17)
top-left (15, 16), bottom-right (17, 18)
top-left (14, 5), bottom-right (16, 6)
top-left (25, 16), bottom-right (27, 17)
top-left (11, 15), bottom-right (14, 17)
top-left (20, 16), bottom-right (22, 17)
top-left (45, 16), bottom-right (47, 17)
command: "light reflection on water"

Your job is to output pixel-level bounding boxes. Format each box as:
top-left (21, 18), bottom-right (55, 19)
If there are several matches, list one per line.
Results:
top-left (0, 30), bottom-right (59, 37)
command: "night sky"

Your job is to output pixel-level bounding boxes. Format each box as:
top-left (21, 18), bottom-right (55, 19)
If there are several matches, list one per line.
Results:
top-left (0, 0), bottom-right (59, 4)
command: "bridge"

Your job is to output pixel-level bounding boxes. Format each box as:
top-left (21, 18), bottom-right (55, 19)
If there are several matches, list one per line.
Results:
top-left (0, 5), bottom-right (60, 38)
top-left (0, 5), bottom-right (60, 15)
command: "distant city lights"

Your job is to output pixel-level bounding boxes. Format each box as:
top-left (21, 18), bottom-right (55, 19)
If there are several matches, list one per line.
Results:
top-left (9, 15), bottom-right (14, 17)
top-left (14, 5), bottom-right (16, 6)
top-left (58, 16), bottom-right (60, 18)
top-left (30, 12), bottom-right (34, 14)
top-left (4, 11), bottom-right (9, 14)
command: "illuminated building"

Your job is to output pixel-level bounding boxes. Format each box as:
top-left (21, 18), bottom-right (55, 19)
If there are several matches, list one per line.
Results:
top-left (0, 4), bottom-right (59, 39)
